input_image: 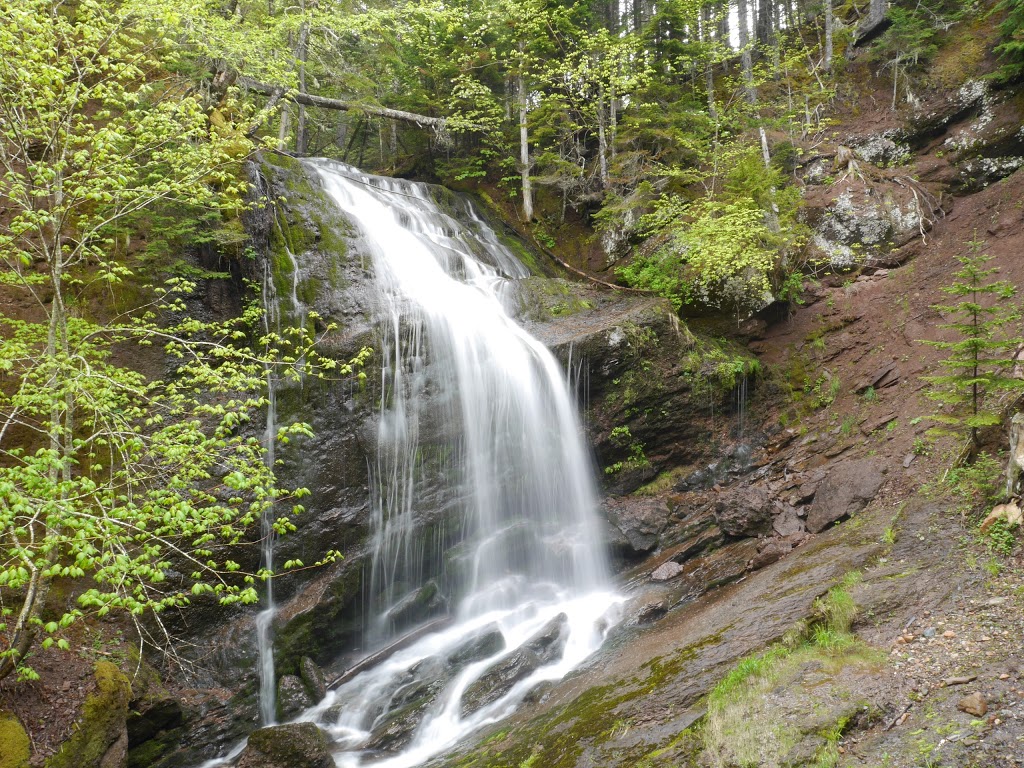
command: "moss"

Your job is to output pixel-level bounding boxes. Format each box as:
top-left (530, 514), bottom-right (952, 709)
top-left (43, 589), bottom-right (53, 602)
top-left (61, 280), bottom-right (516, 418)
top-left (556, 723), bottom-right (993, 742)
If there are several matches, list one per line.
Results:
top-left (682, 335), bottom-right (761, 401)
top-left (273, 564), bottom-right (364, 674)
top-left (0, 711), bottom-right (30, 768)
top-left (634, 466), bottom-right (688, 496)
top-left (451, 633), bottom-right (724, 768)
top-left (127, 733), bottom-right (181, 768)
top-left (263, 157), bottom-right (352, 336)
top-left (46, 661), bottom-right (132, 768)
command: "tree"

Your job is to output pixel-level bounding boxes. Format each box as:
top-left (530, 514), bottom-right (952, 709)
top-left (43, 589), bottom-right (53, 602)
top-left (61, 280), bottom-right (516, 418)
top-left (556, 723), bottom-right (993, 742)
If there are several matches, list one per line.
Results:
top-left (922, 238), bottom-right (1024, 449)
top-left (870, 5), bottom-right (938, 109)
top-left (823, 0), bottom-right (834, 73)
top-left (993, 0), bottom-right (1024, 82)
top-left (737, 0), bottom-right (758, 103)
top-left (0, 0), bottom-right (365, 680)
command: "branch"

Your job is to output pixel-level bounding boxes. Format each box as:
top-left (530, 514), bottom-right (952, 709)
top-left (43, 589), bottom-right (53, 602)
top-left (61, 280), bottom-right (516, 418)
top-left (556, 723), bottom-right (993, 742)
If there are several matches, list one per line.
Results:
top-left (236, 76), bottom-right (447, 130)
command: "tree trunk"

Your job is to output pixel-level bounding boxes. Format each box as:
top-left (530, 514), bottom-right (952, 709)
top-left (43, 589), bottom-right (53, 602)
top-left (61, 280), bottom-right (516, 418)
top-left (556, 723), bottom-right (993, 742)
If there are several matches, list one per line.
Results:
top-left (277, 102), bottom-right (291, 151)
top-left (823, 0), bottom-right (834, 72)
top-left (737, 0), bottom-right (757, 103)
top-left (295, 20), bottom-right (310, 156)
top-left (239, 77), bottom-right (448, 129)
top-left (597, 84), bottom-right (609, 189)
top-left (609, 81), bottom-right (618, 158)
top-left (517, 63), bottom-right (533, 221)
top-left (701, 6), bottom-right (718, 121)
top-left (756, 0), bottom-right (774, 47)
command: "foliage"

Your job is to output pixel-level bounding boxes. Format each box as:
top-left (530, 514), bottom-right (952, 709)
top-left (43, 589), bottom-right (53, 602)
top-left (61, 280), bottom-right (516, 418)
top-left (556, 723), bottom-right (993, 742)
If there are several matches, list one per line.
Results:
top-left (984, 518), bottom-right (1017, 555)
top-left (945, 451), bottom-right (1005, 512)
top-left (604, 425), bottom-right (649, 476)
top-left (920, 237), bottom-right (1024, 447)
top-left (993, 0), bottom-right (1024, 81)
top-left (619, 149), bottom-right (807, 313)
top-left (0, 0), bottom-right (369, 680)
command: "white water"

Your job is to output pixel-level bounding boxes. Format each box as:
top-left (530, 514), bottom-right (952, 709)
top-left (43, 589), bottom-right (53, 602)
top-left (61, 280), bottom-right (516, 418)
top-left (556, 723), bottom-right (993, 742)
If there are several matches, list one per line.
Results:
top-left (298, 160), bottom-right (620, 767)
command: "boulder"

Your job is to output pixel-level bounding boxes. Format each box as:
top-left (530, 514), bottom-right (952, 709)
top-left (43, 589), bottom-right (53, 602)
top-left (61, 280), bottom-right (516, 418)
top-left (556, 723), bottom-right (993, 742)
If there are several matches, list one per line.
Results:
top-left (447, 625), bottom-right (506, 666)
top-left (47, 661), bottom-right (132, 768)
top-left (773, 505), bottom-right (806, 537)
top-left (603, 497), bottom-right (669, 554)
top-left (806, 460), bottom-right (885, 533)
top-left (276, 675), bottom-right (314, 720)
top-left (299, 658), bottom-right (328, 703)
top-left (634, 601), bottom-right (668, 625)
top-left (714, 486), bottom-right (773, 537)
top-left (750, 538), bottom-right (794, 570)
top-left (980, 501), bottom-right (1023, 533)
top-left (385, 580), bottom-right (449, 629)
top-left (236, 723), bottom-right (333, 768)
top-left (650, 561), bottom-right (683, 582)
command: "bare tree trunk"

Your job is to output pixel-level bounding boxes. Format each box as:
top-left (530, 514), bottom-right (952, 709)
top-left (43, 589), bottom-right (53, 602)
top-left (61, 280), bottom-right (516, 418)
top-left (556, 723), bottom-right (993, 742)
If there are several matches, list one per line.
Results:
top-left (609, 81), bottom-right (618, 158)
top-left (701, 6), bottom-right (718, 121)
top-left (295, 19), bottom-right (310, 156)
top-left (756, 0), bottom-right (773, 47)
top-left (277, 103), bottom-right (291, 151)
top-left (240, 77), bottom-right (448, 129)
top-left (737, 0), bottom-right (757, 103)
top-left (823, 0), bottom-right (834, 72)
top-left (517, 58), bottom-right (533, 221)
top-left (597, 84), bottom-right (609, 189)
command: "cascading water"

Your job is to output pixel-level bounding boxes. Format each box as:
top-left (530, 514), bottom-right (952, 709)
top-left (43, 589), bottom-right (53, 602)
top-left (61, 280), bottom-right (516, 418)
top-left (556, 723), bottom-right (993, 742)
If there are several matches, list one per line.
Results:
top-left (256, 216), bottom-right (307, 726)
top-left (295, 160), bottom-right (621, 767)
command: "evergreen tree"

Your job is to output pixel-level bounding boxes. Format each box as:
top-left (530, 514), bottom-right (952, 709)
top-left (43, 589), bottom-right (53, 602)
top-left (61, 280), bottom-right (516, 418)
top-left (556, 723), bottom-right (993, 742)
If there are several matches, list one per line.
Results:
top-left (994, 0), bottom-right (1024, 82)
top-left (922, 238), bottom-right (1024, 448)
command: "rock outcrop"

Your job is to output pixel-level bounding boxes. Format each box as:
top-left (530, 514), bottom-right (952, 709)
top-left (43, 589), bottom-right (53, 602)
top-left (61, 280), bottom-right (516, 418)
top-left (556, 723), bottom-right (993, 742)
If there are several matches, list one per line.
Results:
top-left (806, 460), bottom-right (886, 533)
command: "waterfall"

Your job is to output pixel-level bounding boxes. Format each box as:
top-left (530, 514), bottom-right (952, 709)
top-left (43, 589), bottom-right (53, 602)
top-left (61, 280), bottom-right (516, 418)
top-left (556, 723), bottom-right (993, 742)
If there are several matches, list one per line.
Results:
top-left (299, 160), bottom-right (620, 767)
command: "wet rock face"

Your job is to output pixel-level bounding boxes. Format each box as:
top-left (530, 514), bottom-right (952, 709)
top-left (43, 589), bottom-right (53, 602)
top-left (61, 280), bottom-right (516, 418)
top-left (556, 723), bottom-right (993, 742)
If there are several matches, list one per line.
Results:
top-left (460, 613), bottom-right (570, 717)
top-left (806, 460), bottom-right (886, 533)
top-left (448, 625), bottom-right (507, 666)
top-left (236, 723), bottom-right (334, 768)
top-left (361, 625), bottom-right (508, 753)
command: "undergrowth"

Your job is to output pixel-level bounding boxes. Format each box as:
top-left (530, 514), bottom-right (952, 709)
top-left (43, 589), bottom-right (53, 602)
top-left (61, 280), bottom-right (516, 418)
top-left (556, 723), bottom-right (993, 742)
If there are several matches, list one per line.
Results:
top-left (696, 572), bottom-right (875, 768)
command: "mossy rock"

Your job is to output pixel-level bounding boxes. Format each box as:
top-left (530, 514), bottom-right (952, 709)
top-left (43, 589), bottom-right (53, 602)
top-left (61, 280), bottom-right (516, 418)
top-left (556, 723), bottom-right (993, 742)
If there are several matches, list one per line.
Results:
top-left (46, 661), bottom-right (132, 768)
top-left (237, 722), bottom-right (333, 768)
top-left (0, 711), bottom-right (30, 768)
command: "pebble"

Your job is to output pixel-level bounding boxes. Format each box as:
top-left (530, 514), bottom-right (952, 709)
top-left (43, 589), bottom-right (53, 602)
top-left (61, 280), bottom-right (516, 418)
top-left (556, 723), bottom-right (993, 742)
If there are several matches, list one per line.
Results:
top-left (1000, 673), bottom-right (1011, 680)
top-left (959, 692), bottom-right (989, 717)
top-left (943, 630), bottom-right (957, 638)
top-left (923, 627), bottom-right (937, 638)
